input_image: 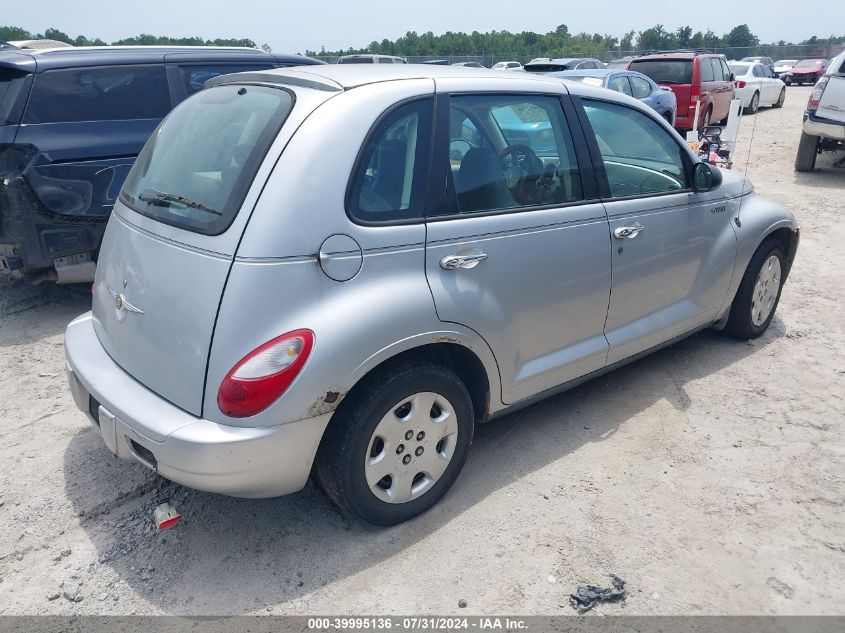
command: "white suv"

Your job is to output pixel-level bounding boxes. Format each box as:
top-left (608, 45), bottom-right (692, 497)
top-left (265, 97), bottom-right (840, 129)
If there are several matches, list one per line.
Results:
top-left (795, 49), bottom-right (845, 171)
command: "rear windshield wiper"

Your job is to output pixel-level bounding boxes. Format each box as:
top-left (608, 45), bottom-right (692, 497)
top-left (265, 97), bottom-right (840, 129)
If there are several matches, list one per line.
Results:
top-left (138, 189), bottom-right (222, 216)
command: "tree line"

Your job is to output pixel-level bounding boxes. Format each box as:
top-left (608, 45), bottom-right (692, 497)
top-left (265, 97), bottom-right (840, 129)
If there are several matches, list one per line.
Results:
top-left (0, 25), bottom-right (260, 50)
top-left (308, 24), bottom-right (843, 61)
top-left (2, 23), bottom-right (842, 61)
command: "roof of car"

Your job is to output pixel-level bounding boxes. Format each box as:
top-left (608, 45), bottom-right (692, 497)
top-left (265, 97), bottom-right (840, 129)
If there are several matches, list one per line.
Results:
top-left (632, 51), bottom-right (720, 60)
top-left (0, 45), bottom-right (322, 72)
top-left (207, 64), bottom-right (574, 92)
top-left (549, 69), bottom-right (616, 78)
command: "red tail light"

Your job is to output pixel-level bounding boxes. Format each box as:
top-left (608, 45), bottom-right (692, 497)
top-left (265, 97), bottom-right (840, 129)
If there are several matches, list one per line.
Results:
top-left (737, 80), bottom-right (747, 88)
top-left (217, 329), bottom-right (314, 418)
top-left (808, 77), bottom-right (829, 111)
top-left (691, 84), bottom-right (701, 102)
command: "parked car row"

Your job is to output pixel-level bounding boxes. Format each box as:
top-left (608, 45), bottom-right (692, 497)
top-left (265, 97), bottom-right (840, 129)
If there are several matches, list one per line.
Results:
top-left (63, 63), bottom-right (799, 525)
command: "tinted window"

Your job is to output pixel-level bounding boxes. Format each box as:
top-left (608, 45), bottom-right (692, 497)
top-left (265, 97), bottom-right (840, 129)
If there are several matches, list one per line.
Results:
top-left (0, 68), bottom-right (29, 125)
top-left (348, 99), bottom-right (433, 222)
top-left (121, 85), bottom-right (292, 235)
top-left (630, 76), bottom-right (652, 99)
top-left (700, 59), bottom-right (715, 82)
top-left (608, 75), bottom-right (632, 96)
top-left (629, 59), bottom-right (693, 84)
top-left (583, 99), bottom-right (688, 197)
top-left (448, 94), bottom-right (582, 213)
top-left (179, 64), bottom-right (274, 95)
top-left (23, 66), bottom-right (170, 124)
top-left (338, 57), bottom-right (374, 64)
top-left (730, 63), bottom-right (751, 76)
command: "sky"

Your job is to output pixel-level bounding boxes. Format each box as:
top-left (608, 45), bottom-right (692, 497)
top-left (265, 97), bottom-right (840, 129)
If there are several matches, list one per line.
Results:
top-left (4, 0), bottom-right (842, 54)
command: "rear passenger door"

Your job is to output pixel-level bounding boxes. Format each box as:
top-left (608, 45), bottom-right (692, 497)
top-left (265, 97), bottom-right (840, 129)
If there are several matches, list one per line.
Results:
top-left (577, 98), bottom-right (736, 363)
top-left (425, 85), bottom-right (612, 404)
top-left (14, 65), bottom-right (172, 221)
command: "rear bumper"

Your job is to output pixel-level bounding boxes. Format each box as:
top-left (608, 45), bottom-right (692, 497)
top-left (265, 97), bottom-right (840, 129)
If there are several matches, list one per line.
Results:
top-left (64, 313), bottom-right (331, 498)
top-left (803, 113), bottom-right (845, 141)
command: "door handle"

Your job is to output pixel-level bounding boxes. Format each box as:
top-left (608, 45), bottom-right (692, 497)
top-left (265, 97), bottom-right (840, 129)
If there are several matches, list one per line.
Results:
top-left (440, 252), bottom-right (488, 270)
top-left (613, 223), bottom-right (644, 239)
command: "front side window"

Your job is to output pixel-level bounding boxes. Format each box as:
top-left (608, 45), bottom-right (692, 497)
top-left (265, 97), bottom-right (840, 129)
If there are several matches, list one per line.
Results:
top-left (720, 59), bottom-right (732, 81)
top-left (23, 66), bottom-right (170, 124)
top-left (121, 84), bottom-right (292, 235)
top-left (179, 64), bottom-right (274, 95)
top-left (582, 99), bottom-right (689, 198)
top-left (448, 94), bottom-right (583, 214)
top-left (347, 99), bottom-right (433, 222)
top-left (630, 76), bottom-right (652, 99)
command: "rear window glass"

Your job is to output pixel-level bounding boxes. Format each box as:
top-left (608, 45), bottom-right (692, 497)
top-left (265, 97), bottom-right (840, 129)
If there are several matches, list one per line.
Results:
top-left (524, 63), bottom-right (570, 73)
top-left (121, 85), bottom-right (292, 235)
top-left (23, 66), bottom-right (170, 124)
top-left (730, 63), bottom-right (751, 75)
top-left (629, 59), bottom-right (692, 85)
top-left (338, 57), bottom-right (374, 64)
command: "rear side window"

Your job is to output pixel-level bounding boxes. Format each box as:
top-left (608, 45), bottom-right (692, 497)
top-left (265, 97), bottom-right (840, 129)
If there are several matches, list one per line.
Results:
top-left (700, 58), bottom-right (715, 82)
top-left (583, 99), bottom-right (689, 198)
top-left (629, 59), bottom-right (692, 85)
top-left (121, 85), bottom-right (292, 235)
top-left (0, 68), bottom-right (29, 125)
top-left (23, 66), bottom-right (170, 124)
top-left (179, 64), bottom-right (274, 95)
top-left (347, 99), bottom-right (433, 223)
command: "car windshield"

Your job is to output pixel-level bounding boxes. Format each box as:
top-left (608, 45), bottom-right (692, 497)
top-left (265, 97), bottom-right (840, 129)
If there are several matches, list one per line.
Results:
top-left (730, 64), bottom-right (751, 75)
top-left (774, 60), bottom-right (796, 66)
top-left (794, 60), bottom-right (822, 68)
top-left (121, 84), bottom-right (293, 235)
top-left (628, 59), bottom-right (692, 84)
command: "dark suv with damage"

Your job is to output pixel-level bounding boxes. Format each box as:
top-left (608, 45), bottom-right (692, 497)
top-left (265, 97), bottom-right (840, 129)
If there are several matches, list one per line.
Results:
top-left (0, 45), bottom-right (322, 283)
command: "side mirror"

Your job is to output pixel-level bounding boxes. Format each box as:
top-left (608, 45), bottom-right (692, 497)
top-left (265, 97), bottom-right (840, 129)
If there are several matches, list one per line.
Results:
top-left (692, 162), bottom-right (723, 192)
top-left (729, 72), bottom-right (735, 82)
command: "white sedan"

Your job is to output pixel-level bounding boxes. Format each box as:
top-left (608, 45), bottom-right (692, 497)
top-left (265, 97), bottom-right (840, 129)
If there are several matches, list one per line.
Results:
top-left (492, 61), bottom-right (523, 71)
top-left (729, 62), bottom-right (786, 113)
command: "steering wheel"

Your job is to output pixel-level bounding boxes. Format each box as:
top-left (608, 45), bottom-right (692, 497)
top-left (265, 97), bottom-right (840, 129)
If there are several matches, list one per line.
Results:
top-left (498, 144), bottom-right (545, 204)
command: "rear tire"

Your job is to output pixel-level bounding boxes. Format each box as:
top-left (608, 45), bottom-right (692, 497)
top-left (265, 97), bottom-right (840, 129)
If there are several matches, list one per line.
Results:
top-left (794, 132), bottom-right (819, 172)
top-left (315, 361), bottom-right (474, 526)
top-left (722, 239), bottom-right (786, 340)
top-left (773, 87), bottom-right (786, 108)
top-left (747, 92), bottom-right (760, 114)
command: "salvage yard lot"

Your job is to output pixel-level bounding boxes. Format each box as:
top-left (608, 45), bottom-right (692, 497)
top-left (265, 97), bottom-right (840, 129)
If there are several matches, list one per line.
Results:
top-left (0, 85), bottom-right (843, 615)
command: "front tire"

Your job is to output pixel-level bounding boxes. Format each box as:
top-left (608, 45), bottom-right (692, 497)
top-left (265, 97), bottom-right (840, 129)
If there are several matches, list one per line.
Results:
top-left (723, 239), bottom-right (786, 339)
top-left (315, 362), bottom-right (474, 525)
top-left (794, 132), bottom-right (819, 172)
top-left (773, 87), bottom-right (786, 108)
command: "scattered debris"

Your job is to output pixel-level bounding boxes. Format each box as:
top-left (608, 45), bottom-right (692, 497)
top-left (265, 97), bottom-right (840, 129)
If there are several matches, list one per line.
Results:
top-left (46, 592), bottom-right (60, 601)
top-left (153, 502), bottom-right (182, 531)
top-left (458, 599), bottom-right (467, 608)
top-left (570, 575), bottom-right (626, 612)
top-left (62, 581), bottom-right (83, 603)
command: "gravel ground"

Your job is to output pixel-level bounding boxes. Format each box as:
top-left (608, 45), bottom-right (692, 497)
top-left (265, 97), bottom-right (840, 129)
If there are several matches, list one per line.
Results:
top-left (0, 85), bottom-right (843, 616)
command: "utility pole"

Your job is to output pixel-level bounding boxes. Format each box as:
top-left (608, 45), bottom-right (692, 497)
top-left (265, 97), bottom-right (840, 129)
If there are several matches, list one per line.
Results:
top-left (826, 35), bottom-right (833, 59)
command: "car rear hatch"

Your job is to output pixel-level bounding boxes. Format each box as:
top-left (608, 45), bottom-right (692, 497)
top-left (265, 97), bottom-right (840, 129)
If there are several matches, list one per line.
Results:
top-left (91, 79), bottom-right (333, 416)
top-left (818, 72), bottom-right (845, 125)
top-left (629, 58), bottom-right (693, 114)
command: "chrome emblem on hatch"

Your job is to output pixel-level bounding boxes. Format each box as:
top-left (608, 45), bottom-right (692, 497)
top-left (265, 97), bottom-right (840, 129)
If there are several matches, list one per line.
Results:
top-left (107, 287), bottom-right (144, 315)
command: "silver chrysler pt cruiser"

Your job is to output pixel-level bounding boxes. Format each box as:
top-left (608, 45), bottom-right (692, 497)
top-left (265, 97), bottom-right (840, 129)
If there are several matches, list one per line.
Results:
top-left (65, 65), bottom-right (799, 525)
